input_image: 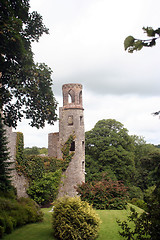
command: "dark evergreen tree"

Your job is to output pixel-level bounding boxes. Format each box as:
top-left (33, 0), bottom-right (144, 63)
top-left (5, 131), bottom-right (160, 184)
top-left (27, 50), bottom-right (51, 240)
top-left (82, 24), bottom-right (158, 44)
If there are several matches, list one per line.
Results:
top-left (0, 114), bottom-right (12, 190)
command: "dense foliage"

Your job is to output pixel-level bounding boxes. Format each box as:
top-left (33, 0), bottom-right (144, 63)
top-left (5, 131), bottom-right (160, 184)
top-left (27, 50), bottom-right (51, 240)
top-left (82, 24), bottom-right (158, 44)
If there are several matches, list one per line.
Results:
top-left (27, 170), bottom-right (62, 205)
top-left (15, 134), bottom-right (75, 205)
top-left (85, 119), bottom-right (136, 186)
top-left (118, 185), bottom-right (160, 239)
top-left (0, 115), bottom-right (12, 191)
top-left (118, 164), bottom-right (160, 240)
top-left (0, 196), bottom-right (43, 238)
top-left (76, 175), bottom-right (128, 210)
top-left (52, 197), bottom-right (101, 240)
top-left (0, 0), bottom-right (58, 128)
top-left (85, 119), bottom-right (160, 202)
top-left (17, 154), bottom-right (64, 205)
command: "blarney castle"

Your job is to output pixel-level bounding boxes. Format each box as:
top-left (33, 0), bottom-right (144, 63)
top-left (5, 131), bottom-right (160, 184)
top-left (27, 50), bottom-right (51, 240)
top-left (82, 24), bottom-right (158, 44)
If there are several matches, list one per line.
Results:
top-left (48, 83), bottom-right (85, 197)
top-left (6, 83), bottom-right (85, 198)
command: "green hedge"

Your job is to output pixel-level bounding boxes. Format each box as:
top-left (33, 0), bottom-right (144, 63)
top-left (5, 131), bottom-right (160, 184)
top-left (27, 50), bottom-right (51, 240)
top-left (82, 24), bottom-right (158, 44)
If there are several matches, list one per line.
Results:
top-left (0, 197), bottom-right (43, 238)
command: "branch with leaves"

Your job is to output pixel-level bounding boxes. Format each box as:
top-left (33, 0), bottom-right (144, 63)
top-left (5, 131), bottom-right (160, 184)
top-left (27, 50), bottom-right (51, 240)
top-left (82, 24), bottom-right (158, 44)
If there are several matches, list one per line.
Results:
top-left (124, 27), bottom-right (160, 53)
top-left (124, 27), bottom-right (160, 117)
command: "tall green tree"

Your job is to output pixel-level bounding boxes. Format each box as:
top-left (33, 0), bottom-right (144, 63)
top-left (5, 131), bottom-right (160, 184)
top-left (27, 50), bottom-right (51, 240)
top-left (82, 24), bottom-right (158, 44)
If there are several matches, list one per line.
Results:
top-left (0, 0), bottom-right (58, 128)
top-left (131, 135), bottom-right (160, 190)
top-left (85, 119), bottom-right (136, 185)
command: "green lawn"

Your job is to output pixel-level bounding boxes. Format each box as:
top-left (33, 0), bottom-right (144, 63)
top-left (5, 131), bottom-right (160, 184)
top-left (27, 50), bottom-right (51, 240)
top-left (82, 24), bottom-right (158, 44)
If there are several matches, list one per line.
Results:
top-left (3, 205), bottom-right (143, 240)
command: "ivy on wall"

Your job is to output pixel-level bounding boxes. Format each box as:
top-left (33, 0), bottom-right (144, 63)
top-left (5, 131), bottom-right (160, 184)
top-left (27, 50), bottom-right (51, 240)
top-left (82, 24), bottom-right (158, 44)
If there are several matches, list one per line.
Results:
top-left (16, 132), bottom-right (25, 175)
top-left (61, 134), bottom-right (75, 171)
top-left (15, 134), bottom-right (75, 205)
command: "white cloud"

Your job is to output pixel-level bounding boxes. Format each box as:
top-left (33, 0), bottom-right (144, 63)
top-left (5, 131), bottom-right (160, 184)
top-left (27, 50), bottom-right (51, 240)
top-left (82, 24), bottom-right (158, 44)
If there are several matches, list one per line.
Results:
top-left (15, 0), bottom-right (160, 147)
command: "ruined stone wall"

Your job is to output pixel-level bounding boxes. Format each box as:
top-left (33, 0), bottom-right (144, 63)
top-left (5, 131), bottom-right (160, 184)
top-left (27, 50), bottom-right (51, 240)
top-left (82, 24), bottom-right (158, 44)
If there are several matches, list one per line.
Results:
top-left (48, 132), bottom-right (59, 157)
top-left (5, 126), bottom-right (29, 198)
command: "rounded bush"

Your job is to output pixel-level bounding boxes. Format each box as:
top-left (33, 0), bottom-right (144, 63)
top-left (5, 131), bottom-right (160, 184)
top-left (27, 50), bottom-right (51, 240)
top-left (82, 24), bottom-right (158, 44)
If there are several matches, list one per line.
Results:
top-left (52, 197), bottom-right (101, 240)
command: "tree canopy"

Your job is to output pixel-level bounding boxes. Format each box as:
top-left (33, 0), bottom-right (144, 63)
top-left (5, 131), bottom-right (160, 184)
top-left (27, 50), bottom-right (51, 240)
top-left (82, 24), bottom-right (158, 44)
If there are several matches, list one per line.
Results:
top-left (85, 119), bottom-right (160, 199)
top-left (85, 119), bottom-right (136, 185)
top-left (0, 0), bottom-right (58, 128)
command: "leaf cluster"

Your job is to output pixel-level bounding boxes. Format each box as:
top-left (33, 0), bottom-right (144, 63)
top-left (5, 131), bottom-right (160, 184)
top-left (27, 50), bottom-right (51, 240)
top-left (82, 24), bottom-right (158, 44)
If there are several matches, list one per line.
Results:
top-left (124, 27), bottom-right (160, 53)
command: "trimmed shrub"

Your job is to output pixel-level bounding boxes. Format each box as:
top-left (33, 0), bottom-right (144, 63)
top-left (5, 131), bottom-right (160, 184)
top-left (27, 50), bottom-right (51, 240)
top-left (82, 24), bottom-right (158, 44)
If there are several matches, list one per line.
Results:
top-left (52, 197), bottom-right (101, 240)
top-left (76, 177), bottom-right (128, 210)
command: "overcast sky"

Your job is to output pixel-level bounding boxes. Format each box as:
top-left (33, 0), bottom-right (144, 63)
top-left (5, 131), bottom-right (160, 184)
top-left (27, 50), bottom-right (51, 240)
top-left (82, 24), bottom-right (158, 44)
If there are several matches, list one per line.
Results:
top-left (16, 0), bottom-right (160, 147)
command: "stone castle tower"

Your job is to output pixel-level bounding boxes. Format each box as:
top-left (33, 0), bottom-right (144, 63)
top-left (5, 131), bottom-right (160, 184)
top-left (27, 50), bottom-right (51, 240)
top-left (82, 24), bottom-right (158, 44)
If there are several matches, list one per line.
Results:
top-left (48, 83), bottom-right (85, 197)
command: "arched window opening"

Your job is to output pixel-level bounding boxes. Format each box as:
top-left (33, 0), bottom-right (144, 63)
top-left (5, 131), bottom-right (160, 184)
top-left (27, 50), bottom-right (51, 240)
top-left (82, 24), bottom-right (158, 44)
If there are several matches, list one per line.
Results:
top-left (68, 89), bottom-right (75, 103)
top-left (79, 91), bottom-right (82, 105)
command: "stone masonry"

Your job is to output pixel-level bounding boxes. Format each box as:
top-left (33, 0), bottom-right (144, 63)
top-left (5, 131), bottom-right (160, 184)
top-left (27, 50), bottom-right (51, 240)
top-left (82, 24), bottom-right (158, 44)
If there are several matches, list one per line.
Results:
top-left (48, 83), bottom-right (85, 197)
top-left (5, 126), bottom-right (29, 198)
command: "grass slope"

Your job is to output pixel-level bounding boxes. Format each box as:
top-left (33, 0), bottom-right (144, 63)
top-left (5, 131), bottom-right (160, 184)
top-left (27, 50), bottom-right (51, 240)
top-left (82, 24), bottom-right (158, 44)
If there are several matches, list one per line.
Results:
top-left (3, 205), bottom-right (143, 240)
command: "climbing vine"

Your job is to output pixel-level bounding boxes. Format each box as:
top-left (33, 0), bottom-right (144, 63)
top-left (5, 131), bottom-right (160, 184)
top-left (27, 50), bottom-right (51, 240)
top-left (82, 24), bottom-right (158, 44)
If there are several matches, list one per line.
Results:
top-left (15, 134), bottom-right (75, 205)
top-left (15, 132), bottom-right (25, 174)
top-left (61, 134), bottom-right (75, 171)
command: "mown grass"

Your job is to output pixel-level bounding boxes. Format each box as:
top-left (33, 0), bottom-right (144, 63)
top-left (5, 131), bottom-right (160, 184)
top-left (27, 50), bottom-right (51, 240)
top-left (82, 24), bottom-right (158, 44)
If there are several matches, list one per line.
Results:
top-left (3, 205), bottom-right (143, 240)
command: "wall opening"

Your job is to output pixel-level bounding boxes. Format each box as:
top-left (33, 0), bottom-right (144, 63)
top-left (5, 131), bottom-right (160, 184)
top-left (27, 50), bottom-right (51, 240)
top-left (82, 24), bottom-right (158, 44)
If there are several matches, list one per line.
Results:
top-left (70, 141), bottom-right (75, 151)
top-left (79, 91), bottom-right (82, 105)
top-left (82, 161), bottom-right (85, 171)
top-left (80, 116), bottom-right (83, 125)
top-left (68, 115), bottom-right (73, 125)
top-left (68, 89), bottom-right (75, 103)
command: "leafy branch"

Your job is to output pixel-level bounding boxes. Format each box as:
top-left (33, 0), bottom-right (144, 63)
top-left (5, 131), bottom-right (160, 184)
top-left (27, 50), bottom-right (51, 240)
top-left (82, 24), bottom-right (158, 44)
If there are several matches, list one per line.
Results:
top-left (124, 27), bottom-right (160, 53)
